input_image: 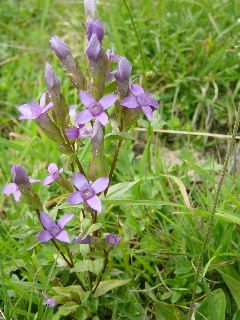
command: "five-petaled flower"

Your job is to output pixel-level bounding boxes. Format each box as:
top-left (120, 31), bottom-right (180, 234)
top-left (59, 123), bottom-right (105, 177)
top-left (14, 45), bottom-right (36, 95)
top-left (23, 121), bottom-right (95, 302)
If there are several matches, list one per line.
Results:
top-left (42, 163), bottom-right (63, 186)
top-left (65, 124), bottom-right (92, 140)
top-left (77, 91), bottom-right (117, 126)
top-left (42, 293), bottom-right (56, 308)
top-left (18, 92), bottom-right (53, 121)
top-left (121, 84), bottom-right (159, 121)
top-left (67, 173), bottom-right (109, 212)
top-left (106, 233), bottom-right (121, 247)
top-left (3, 166), bottom-right (38, 202)
top-left (37, 212), bottom-right (73, 243)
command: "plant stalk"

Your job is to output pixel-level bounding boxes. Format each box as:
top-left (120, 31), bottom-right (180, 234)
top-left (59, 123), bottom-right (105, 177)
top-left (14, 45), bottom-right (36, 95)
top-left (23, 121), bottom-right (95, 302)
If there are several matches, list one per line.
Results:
top-left (188, 106), bottom-right (240, 319)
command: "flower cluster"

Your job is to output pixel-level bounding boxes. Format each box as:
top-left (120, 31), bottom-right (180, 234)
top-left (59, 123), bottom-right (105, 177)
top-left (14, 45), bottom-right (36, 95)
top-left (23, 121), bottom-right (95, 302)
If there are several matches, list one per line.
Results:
top-left (3, 0), bottom-right (159, 310)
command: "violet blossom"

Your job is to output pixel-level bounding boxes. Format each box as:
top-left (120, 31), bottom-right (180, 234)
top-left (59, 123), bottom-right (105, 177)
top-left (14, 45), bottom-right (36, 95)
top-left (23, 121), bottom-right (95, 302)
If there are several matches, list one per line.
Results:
top-left (67, 173), bottom-right (109, 212)
top-left (42, 294), bottom-right (56, 308)
top-left (106, 233), bottom-right (121, 247)
top-left (18, 92), bottom-right (53, 121)
top-left (74, 234), bottom-right (92, 244)
top-left (120, 84), bottom-right (159, 121)
top-left (86, 33), bottom-right (102, 63)
top-left (113, 57), bottom-right (132, 83)
top-left (87, 20), bottom-right (104, 42)
top-left (49, 35), bottom-right (70, 61)
top-left (65, 125), bottom-right (92, 140)
top-left (42, 163), bottom-right (63, 186)
top-left (3, 166), bottom-right (38, 202)
top-left (77, 91), bottom-right (117, 126)
top-left (37, 212), bottom-right (73, 243)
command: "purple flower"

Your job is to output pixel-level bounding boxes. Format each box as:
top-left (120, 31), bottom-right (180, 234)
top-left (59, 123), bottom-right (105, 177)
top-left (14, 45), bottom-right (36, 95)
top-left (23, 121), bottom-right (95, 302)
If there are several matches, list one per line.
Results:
top-left (42, 163), bottom-right (63, 186)
top-left (65, 125), bottom-right (92, 140)
top-left (86, 33), bottom-right (101, 62)
top-left (114, 57), bottom-right (132, 83)
top-left (3, 166), bottom-right (37, 202)
top-left (77, 91), bottom-right (117, 126)
top-left (18, 92), bottom-right (53, 121)
top-left (37, 212), bottom-right (73, 243)
top-left (120, 84), bottom-right (159, 121)
top-left (67, 173), bottom-right (109, 212)
top-left (49, 35), bottom-right (70, 60)
top-left (107, 48), bottom-right (121, 62)
top-left (106, 233), bottom-right (121, 247)
top-left (87, 20), bottom-right (104, 42)
top-left (74, 234), bottom-right (92, 244)
top-left (42, 294), bottom-right (56, 308)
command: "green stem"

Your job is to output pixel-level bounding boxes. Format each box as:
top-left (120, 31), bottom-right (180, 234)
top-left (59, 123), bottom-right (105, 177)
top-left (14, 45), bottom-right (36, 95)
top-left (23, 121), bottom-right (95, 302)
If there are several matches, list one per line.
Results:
top-left (93, 250), bottom-right (109, 294)
top-left (188, 106), bottom-right (240, 318)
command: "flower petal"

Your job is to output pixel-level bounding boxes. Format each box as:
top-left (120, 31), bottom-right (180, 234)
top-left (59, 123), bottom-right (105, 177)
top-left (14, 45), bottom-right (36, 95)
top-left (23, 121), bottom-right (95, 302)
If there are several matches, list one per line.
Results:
top-left (40, 92), bottom-right (46, 108)
top-left (18, 103), bottom-right (40, 120)
top-left (37, 230), bottom-right (52, 242)
top-left (12, 166), bottom-right (29, 185)
top-left (58, 214), bottom-right (74, 229)
top-left (42, 102), bottom-right (53, 114)
top-left (55, 231), bottom-right (70, 243)
top-left (146, 94), bottom-right (159, 109)
top-left (95, 112), bottom-right (108, 126)
top-left (76, 110), bottom-right (93, 125)
top-left (29, 178), bottom-right (41, 184)
top-left (79, 91), bottom-right (96, 107)
top-left (65, 127), bottom-right (80, 140)
top-left (67, 191), bottom-right (84, 205)
top-left (120, 96), bottom-right (139, 109)
top-left (142, 105), bottom-right (153, 121)
top-left (130, 84), bottom-right (144, 95)
top-left (86, 34), bottom-right (101, 62)
top-left (72, 173), bottom-right (88, 190)
top-left (92, 177), bottom-right (109, 194)
top-left (13, 190), bottom-right (21, 202)
top-left (42, 175), bottom-right (55, 186)
top-left (99, 94), bottom-right (118, 110)
top-left (3, 183), bottom-right (18, 196)
top-left (86, 195), bottom-right (102, 212)
top-left (48, 163), bottom-right (58, 175)
top-left (40, 212), bottom-right (56, 230)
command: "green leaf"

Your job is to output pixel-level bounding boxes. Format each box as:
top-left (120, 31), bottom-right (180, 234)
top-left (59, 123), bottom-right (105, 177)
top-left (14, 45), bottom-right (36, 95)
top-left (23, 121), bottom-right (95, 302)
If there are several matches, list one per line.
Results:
top-left (82, 223), bottom-right (102, 238)
top-left (93, 279), bottom-right (131, 298)
top-left (218, 266), bottom-right (240, 308)
top-left (72, 259), bottom-right (104, 275)
top-left (155, 303), bottom-right (187, 320)
top-left (196, 288), bottom-right (226, 320)
top-left (52, 285), bottom-right (83, 297)
top-left (105, 132), bottom-right (133, 141)
top-left (106, 180), bottom-right (141, 199)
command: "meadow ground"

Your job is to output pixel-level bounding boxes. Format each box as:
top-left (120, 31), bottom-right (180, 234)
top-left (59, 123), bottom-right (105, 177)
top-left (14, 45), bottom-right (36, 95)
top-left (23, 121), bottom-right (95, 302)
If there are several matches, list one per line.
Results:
top-left (1, 0), bottom-right (240, 319)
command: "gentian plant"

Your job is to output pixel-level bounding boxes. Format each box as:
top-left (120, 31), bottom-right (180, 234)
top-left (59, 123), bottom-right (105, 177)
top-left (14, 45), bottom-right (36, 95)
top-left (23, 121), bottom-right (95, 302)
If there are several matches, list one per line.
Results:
top-left (3, 0), bottom-right (159, 317)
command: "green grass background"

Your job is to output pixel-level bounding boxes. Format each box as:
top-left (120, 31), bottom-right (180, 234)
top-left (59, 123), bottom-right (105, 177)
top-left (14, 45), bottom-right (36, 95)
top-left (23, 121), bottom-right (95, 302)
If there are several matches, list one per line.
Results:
top-left (1, 0), bottom-right (240, 319)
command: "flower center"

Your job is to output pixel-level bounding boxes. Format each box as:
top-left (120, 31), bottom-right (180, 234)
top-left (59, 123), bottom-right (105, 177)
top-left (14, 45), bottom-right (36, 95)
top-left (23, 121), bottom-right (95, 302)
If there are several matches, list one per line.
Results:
top-left (136, 93), bottom-right (149, 106)
top-left (52, 171), bottom-right (60, 179)
top-left (50, 225), bottom-right (60, 236)
top-left (89, 103), bottom-right (103, 116)
top-left (108, 237), bottom-right (116, 245)
top-left (81, 186), bottom-right (95, 200)
top-left (80, 127), bottom-right (92, 139)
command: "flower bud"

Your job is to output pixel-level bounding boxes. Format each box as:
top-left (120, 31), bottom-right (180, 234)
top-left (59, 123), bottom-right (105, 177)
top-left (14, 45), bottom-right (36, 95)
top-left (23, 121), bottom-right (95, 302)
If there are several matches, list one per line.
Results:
top-left (84, 0), bottom-right (96, 20)
top-left (50, 36), bottom-right (86, 90)
top-left (45, 63), bottom-right (61, 103)
top-left (50, 35), bottom-right (70, 60)
top-left (87, 20), bottom-right (104, 42)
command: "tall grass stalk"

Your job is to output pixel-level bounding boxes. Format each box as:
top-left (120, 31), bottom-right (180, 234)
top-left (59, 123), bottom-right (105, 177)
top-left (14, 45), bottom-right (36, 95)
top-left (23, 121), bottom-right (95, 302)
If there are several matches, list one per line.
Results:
top-left (188, 106), bottom-right (240, 319)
